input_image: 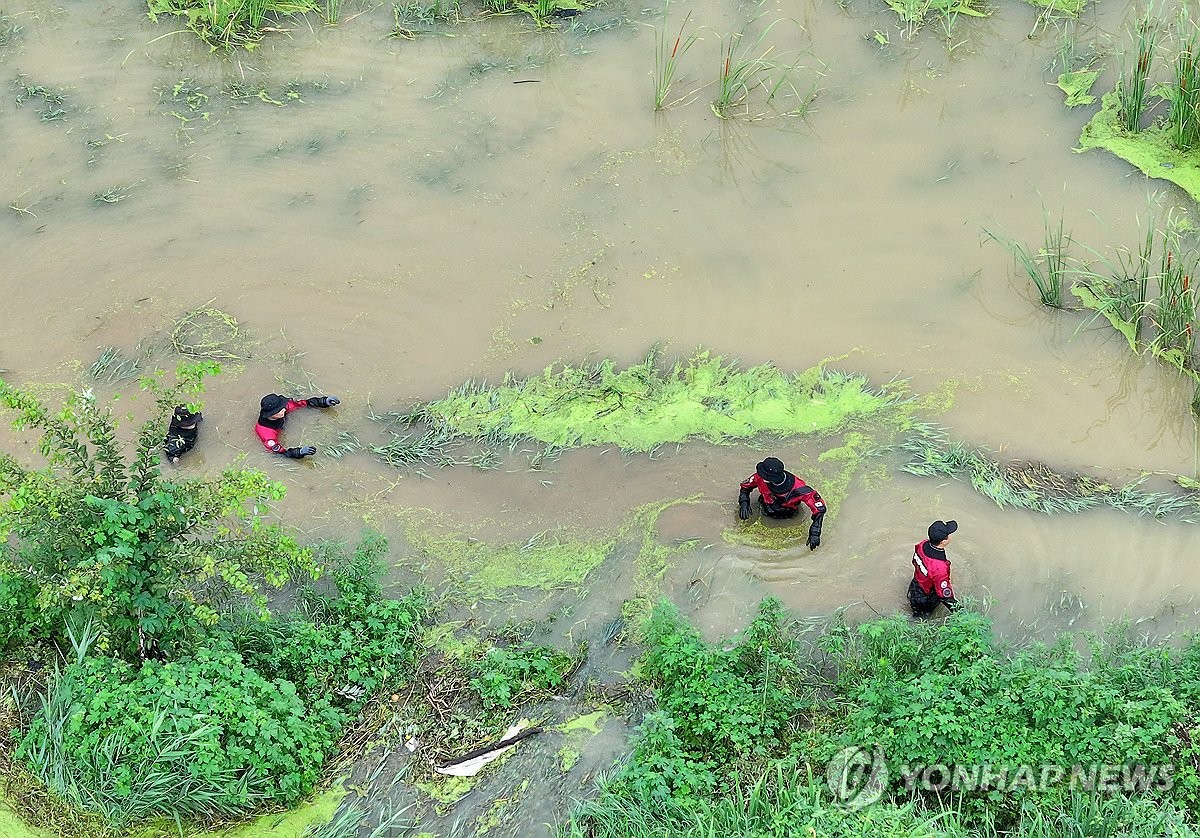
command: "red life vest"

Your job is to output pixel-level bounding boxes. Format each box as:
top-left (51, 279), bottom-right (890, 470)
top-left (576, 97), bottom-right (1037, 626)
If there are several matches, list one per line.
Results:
top-left (912, 540), bottom-right (954, 600)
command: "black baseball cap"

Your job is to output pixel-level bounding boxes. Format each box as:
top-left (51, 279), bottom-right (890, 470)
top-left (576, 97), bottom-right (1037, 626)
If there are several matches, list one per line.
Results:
top-left (260, 394), bottom-right (288, 414)
top-left (928, 520), bottom-right (959, 543)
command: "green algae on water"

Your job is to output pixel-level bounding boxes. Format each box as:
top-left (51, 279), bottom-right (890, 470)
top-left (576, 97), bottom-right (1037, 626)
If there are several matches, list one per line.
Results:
top-left (1057, 70), bottom-right (1100, 107)
top-left (404, 516), bottom-right (614, 599)
top-left (399, 351), bottom-right (910, 461)
top-left (0, 786), bottom-right (347, 838)
top-left (1027, 0), bottom-right (1087, 17)
top-left (1078, 90), bottom-right (1200, 203)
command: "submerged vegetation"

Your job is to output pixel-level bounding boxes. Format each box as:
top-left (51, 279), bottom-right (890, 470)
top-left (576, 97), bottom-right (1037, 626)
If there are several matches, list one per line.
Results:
top-left (988, 209), bottom-right (1200, 413)
top-left (901, 424), bottom-right (1200, 519)
top-left (148, 0), bottom-right (593, 48)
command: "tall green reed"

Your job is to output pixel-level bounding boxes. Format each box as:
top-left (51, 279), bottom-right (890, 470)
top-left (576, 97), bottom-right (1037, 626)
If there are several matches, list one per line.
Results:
top-left (1117, 12), bottom-right (1159, 133)
top-left (1168, 9), bottom-right (1200, 151)
top-left (712, 18), bottom-right (799, 118)
top-left (1150, 247), bottom-right (1197, 364)
top-left (653, 4), bottom-right (698, 111)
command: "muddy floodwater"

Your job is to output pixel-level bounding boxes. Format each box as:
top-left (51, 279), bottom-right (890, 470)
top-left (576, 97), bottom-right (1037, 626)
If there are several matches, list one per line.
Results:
top-left (3, 0), bottom-right (1200, 833)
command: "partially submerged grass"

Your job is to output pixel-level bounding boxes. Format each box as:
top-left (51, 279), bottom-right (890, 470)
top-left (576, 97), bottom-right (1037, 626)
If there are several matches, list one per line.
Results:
top-left (984, 212), bottom-right (1071, 308)
top-left (391, 0), bottom-right (462, 38)
top-left (1168, 8), bottom-right (1200, 152)
top-left (170, 304), bottom-right (246, 361)
top-left (146, 0), bottom-right (321, 49)
top-left (901, 423), bottom-right (1200, 519)
top-left (87, 348), bottom-right (142, 385)
top-left (1149, 248), bottom-right (1198, 367)
top-left (884, 0), bottom-right (988, 40)
top-left (711, 18), bottom-right (815, 119)
top-left (0, 13), bottom-right (22, 47)
top-left (13, 79), bottom-right (68, 122)
top-left (653, 3), bottom-right (698, 111)
top-left (1117, 12), bottom-right (1159, 133)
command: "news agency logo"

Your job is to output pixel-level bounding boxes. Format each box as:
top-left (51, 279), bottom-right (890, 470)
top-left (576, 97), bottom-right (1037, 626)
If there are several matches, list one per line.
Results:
top-left (825, 745), bottom-right (888, 810)
top-left (824, 745), bottom-right (1175, 809)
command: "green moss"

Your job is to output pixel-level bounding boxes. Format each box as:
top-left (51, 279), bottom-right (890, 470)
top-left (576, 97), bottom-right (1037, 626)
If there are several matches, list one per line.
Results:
top-left (415, 774), bottom-right (480, 806)
top-left (556, 711), bottom-right (607, 773)
top-left (1078, 90), bottom-right (1200, 203)
top-left (558, 747), bottom-right (582, 771)
top-left (0, 801), bottom-right (54, 838)
top-left (404, 518), bottom-right (614, 599)
top-left (1057, 70), bottom-right (1100, 106)
top-left (411, 352), bottom-right (910, 456)
top-left (560, 710), bottom-right (607, 734)
top-left (214, 787), bottom-right (345, 837)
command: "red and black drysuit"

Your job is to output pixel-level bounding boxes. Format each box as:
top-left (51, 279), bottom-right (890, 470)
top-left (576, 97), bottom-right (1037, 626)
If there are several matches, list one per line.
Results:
top-left (738, 471), bottom-right (827, 548)
top-left (256, 397), bottom-right (334, 458)
top-left (909, 539), bottom-right (959, 618)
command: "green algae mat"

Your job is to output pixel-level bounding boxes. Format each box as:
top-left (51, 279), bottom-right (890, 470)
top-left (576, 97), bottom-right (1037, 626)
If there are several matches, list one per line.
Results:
top-left (403, 351), bottom-right (912, 455)
top-left (1078, 90), bottom-right (1200, 203)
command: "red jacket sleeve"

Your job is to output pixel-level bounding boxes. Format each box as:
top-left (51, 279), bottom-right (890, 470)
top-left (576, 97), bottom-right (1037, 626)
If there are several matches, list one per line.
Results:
top-left (928, 561), bottom-right (955, 602)
top-left (255, 400), bottom-right (307, 453)
top-left (798, 487), bottom-right (827, 517)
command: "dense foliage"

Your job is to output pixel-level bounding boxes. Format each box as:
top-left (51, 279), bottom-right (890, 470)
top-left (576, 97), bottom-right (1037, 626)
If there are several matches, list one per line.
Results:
top-left (0, 366), bottom-right (313, 660)
top-left (17, 642), bottom-right (330, 825)
top-left (565, 600), bottom-right (1200, 837)
top-left (468, 640), bottom-right (576, 709)
top-left (13, 533), bottom-right (430, 826)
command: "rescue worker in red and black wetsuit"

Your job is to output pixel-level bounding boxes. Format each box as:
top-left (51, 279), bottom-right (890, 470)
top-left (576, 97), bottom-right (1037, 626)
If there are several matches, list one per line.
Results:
top-left (737, 457), bottom-right (827, 550)
top-left (256, 393), bottom-right (340, 459)
top-left (909, 519), bottom-right (960, 618)
top-left (163, 405), bottom-right (202, 465)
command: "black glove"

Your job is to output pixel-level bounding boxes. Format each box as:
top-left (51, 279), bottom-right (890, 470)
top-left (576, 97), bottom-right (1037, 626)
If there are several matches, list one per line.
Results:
top-left (943, 597), bottom-right (961, 612)
top-left (807, 512), bottom-right (824, 551)
top-left (284, 445), bottom-right (317, 459)
top-left (306, 396), bottom-right (340, 408)
top-left (738, 490), bottom-right (752, 520)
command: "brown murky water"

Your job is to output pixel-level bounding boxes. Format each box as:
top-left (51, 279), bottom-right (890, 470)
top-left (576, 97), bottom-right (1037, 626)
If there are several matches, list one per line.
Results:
top-left (3, 0), bottom-right (1200, 831)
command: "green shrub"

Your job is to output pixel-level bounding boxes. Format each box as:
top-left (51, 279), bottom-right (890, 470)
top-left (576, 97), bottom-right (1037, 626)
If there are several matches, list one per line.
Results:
top-left (468, 641), bottom-right (575, 709)
top-left (227, 532), bottom-right (430, 707)
top-left (0, 366), bottom-right (313, 660)
top-left (638, 598), bottom-right (808, 765)
top-left (17, 643), bottom-right (338, 824)
top-left (0, 572), bottom-right (55, 651)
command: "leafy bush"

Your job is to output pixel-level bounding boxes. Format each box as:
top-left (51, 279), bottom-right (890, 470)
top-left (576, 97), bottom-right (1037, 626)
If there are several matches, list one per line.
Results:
top-left (226, 532), bottom-right (430, 708)
top-left (0, 572), bottom-right (55, 651)
top-left (638, 597), bottom-right (808, 765)
top-left (17, 643), bottom-right (338, 825)
top-left (0, 366), bottom-right (314, 659)
top-left (468, 641), bottom-right (575, 709)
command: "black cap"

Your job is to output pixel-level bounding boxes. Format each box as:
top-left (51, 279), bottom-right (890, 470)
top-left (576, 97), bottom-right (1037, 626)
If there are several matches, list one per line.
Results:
top-left (756, 457), bottom-right (786, 484)
top-left (260, 394), bottom-right (287, 415)
top-left (928, 520), bottom-right (958, 543)
top-left (172, 405), bottom-right (201, 424)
